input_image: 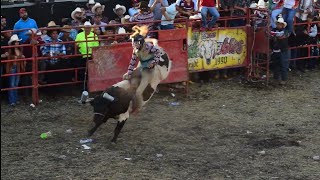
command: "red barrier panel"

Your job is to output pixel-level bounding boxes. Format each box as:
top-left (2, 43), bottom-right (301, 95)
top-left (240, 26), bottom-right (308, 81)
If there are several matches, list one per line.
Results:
top-left (87, 28), bottom-right (189, 92)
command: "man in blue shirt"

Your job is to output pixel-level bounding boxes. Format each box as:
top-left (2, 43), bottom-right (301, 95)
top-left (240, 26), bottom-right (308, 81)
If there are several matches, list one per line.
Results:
top-left (13, 8), bottom-right (38, 43)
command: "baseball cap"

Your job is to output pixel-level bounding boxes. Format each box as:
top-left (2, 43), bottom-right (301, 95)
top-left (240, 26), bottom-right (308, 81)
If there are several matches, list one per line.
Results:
top-left (19, 8), bottom-right (27, 14)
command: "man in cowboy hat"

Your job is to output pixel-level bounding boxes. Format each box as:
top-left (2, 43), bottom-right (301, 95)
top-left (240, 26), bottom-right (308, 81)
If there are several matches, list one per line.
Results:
top-left (91, 2), bottom-right (108, 23)
top-left (13, 8), bottom-right (38, 43)
top-left (270, 16), bottom-right (290, 85)
top-left (71, 7), bottom-right (85, 28)
top-left (113, 4), bottom-right (127, 23)
top-left (85, 0), bottom-right (96, 19)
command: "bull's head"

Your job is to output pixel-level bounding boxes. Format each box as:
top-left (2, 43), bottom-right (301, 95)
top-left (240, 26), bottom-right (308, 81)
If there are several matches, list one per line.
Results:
top-left (199, 40), bottom-right (214, 65)
top-left (89, 92), bottom-right (115, 124)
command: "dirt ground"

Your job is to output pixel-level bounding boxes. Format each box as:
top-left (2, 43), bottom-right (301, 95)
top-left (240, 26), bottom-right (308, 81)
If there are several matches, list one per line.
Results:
top-left (1, 70), bottom-right (320, 180)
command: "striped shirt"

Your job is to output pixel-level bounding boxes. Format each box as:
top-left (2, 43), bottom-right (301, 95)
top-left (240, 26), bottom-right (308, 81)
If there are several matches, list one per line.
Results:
top-left (130, 12), bottom-right (154, 24)
top-left (42, 37), bottom-right (66, 64)
top-left (127, 42), bottom-right (161, 76)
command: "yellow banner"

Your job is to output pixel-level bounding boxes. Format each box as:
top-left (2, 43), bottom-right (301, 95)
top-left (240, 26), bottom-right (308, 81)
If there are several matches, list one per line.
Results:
top-left (188, 28), bottom-right (247, 71)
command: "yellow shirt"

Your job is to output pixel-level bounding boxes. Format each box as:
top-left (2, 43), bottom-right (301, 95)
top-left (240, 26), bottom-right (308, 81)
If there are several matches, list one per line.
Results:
top-left (75, 31), bottom-right (99, 57)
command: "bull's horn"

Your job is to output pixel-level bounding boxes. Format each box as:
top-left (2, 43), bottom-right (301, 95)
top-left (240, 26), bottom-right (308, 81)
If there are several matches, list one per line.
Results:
top-left (103, 93), bottom-right (115, 101)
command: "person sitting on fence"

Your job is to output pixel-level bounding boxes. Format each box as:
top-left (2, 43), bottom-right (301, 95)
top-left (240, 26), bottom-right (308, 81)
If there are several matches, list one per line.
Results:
top-left (198, 0), bottom-right (220, 30)
top-left (282, 0), bottom-right (300, 35)
top-left (41, 21), bottom-right (67, 83)
top-left (13, 8), bottom-right (38, 43)
top-left (270, 17), bottom-right (290, 85)
top-left (250, 0), bottom-right (268, 27)
top-left (270, 0), bottom-right (284, 29)
top-left (75, 21), bottom-right (99, 80)
top-left (160, 2), bottom-right (182, 30)
top-left (176, 0), bottom-right (196, 18)
top-left (6, 34), bottom-right (26, 106)
top-left (129, 0), bottom-right (140, 17)
top-left (85, 0), bottom-right (96, 20)
top-left (92, 2), bottom-right (108, 23)
top-left (148, 0), bottom-right (169, 21)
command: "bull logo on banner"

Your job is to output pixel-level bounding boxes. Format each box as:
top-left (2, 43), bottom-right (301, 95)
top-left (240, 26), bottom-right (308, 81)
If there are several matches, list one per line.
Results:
top-left (187, 28), bottom-right (247, 71)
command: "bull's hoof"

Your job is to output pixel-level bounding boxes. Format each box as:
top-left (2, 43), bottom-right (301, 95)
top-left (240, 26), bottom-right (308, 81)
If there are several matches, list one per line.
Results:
top-left (88, 130), bottom-right (94, 137)
top-left (111, 139), bottom-right (117, 144)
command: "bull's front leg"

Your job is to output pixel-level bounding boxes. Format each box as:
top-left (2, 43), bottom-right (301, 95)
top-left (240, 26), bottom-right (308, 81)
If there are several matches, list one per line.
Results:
top-left (88, 115), bottom-right (108, 137)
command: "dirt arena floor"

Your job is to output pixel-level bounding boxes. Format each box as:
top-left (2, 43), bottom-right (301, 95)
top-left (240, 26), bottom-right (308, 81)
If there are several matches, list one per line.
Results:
top-left (1, 70), bottom-right (320, 179)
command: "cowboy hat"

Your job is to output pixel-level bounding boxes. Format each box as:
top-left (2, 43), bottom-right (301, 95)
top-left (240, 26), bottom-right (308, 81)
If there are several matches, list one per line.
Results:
top-left (86, 0), bottom-right (95, 7)
top-left (71, 7), bottom-right (83, 20)
top-left (91, 3), bottom-right (105, 14)
top-left (61, 25), bottom-right (72, 33)
top-left (121, 15), bottom-right (131, 24)
top-left (26, 28), bottom-right (42, 36)
top-left (113, 4), bottom-right (126, 14)
top-left (47, 21), bottom-right (59, 28)
top-left (84, 21), bottom-right (92, 26)
top-left (276, 17), bottom-right (287, 28)
top-left (8, 34), bottom-right (21, 45)
top-left (249, 3), bottom-right (258, 8)
top-left (257, 0), bottom-right (266, 9)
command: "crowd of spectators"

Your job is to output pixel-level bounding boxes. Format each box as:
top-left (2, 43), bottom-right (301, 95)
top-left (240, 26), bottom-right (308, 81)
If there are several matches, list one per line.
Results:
top-left (1, 0), bottom-right (319, 106)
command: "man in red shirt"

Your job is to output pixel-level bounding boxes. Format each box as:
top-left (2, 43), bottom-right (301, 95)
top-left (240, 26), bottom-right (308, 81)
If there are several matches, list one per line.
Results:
top-left (197, 0), bottom-right (220, 30)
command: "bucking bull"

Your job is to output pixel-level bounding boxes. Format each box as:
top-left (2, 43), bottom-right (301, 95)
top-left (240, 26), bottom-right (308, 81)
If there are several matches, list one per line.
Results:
top-left (87, 25), bottom-right (172, 143)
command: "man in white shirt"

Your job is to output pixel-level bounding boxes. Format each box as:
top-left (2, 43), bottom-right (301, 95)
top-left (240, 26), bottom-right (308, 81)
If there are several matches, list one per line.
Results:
top-left (160, 3), bottom-right (183, 30)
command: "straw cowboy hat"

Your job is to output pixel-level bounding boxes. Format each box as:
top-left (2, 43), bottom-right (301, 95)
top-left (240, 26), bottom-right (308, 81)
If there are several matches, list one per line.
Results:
top-left (61, 25), bottom-right (71, 33)
top-left (91, 3), bottom-right (105, 14)
top-left (8, 34), bottom-right (21, 45)
top-left (71, 7), bottom-right (83, 20)
top-left (121, 15), bottom-right (131, 24)
top-left (276, 17), bottom-right (287, 28)
top-left (113, 4), bottom-right (126, 14)
top-left (47, 21), bottom-right (59, 28)
top-left (26, 28), bottom-right (42, 36)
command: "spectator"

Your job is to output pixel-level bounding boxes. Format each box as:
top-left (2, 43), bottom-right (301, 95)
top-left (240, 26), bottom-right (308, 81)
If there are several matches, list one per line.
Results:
top-left (160, 3), bottom-right (181, 30)
top-left (130, 1), bottom-right (155, 25)
top-left (71, 7), bottom-right (85, 29)
top-left (41, 21), bottom-right (66, 83)
top-left (1, 26), bottom-right (11, 88)
top-left (198, 0), bottom-right (220, 30)
top-left (13, 8), bottom-right (38, 43)
top-left (59, 18), bottom-right (78, 40)
top-left (251, 0), bottom-right (268, 27)
top-left (282, 0), bottom-right (300, 34)
top-left (92, 2), bottom-right (108, 23)
top-left (305, 13), bottom-right (318, 70)
top-left (295, 0), bottom-right (313, 22)
top-left (270, 17), bottom-right (290, 85)
top-left (230, 0), bottom-right (250, 27)
top-left (270, 0), bottom-right (284, 28)
top-left (85, 0), bottom-right (96, 19)
top-left (129, 0), bottom-right (140, 17)
top-left (177, 0), bottom-right (196, 18)
top-left (113, 4), bottom-right (127, 23)
top-left (60, 25), bottom-right (75, 55)
top-left (24, 28), bottom-right (44, 59)
top-left (6, 34), bottom-right (26, 106)
top-left (149, 0), bottom-right (169, 20)
top-left (1, 15), bottom-right (7, 30)
top-left (75, 21), bottom-right (99, 80)
top-left (93, 14), bottom-right (107, 35)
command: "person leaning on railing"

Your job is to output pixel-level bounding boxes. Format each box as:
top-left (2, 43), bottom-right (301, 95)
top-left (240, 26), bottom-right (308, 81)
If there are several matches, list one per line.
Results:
top-left (75, 21), bottom-right (99, 81)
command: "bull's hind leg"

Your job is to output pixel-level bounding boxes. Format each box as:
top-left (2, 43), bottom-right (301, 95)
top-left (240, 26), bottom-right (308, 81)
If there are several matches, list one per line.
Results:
top-left (111, 110), bottom-right (129, 143)
top-left (111, 119), bottom-right (127, 143)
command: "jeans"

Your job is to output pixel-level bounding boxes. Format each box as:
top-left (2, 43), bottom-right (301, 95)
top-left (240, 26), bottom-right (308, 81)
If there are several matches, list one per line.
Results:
top-left (272, 51), bottom-right (289, 81)
top-left (201, 6), bottom-right (220, 28)
top-left (271, 8), bottom-right (283, 28)
top-left (8, 65), bottom-right (20, 104)
top-left (160, 24), bottom-right (175, 30)
top-left (282, 8), bottom-right (296, 34)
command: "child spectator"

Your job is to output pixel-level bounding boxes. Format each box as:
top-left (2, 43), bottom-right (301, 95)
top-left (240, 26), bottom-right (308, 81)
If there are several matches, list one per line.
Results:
top-left (270, 17), bottom-right (290, 85)
top-left (6, 34), bottom-right (26, 106)
top-left (91, 2), bottom-right (108, 23)
top-left (13, 8), bottom-right (38, 43)
top-left (198, 0), bottom-right (220, 30)
top-left (129, 0), bottom-right (140, 17)
top-left (93, 14), bottom-right (107, 35)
